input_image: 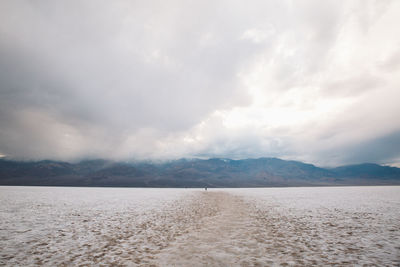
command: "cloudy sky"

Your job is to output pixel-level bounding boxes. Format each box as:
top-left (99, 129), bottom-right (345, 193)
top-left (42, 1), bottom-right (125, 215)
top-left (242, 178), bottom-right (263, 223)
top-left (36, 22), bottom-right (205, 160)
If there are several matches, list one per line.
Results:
top-left (0, 0), bottom-right (399, 166)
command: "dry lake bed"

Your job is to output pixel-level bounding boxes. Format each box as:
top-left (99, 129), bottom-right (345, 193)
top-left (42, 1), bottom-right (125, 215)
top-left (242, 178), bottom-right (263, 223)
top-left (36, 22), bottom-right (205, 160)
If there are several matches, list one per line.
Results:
top-left (1, 186), bottom-right (399, 266)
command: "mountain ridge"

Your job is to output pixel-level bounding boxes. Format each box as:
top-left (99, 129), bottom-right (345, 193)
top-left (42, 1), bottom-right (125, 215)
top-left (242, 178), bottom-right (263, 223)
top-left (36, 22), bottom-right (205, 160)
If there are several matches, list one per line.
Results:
top-left (1, 157), bottom-right (399, 187)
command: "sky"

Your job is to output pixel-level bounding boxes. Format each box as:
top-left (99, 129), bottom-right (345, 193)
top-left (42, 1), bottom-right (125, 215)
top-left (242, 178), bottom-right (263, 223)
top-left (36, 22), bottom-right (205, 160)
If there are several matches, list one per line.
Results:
top-left (0, 0), bottom-right (399, 166)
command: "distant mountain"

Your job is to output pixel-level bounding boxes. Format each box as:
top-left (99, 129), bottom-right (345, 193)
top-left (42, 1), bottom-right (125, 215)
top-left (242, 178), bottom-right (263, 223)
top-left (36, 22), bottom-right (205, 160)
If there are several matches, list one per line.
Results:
top-left (0, 158), bottom-right (399, 187)
top-left (331, 163), bottom-right (400, 180)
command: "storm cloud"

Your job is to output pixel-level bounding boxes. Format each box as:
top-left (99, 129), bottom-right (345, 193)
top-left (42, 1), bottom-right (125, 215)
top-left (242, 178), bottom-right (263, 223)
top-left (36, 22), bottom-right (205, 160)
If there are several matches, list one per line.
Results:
top-left (0, 0), bottom-right (399, 166)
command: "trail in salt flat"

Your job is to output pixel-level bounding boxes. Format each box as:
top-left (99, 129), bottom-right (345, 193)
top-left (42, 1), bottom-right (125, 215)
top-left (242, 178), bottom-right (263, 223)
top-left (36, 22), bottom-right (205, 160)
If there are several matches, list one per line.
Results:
top-left (154, 191), bottom-right (274, 266)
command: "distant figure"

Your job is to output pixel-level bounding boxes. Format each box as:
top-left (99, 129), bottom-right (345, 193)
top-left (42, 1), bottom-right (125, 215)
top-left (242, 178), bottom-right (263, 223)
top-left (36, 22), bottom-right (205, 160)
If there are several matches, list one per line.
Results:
top-left (205, 187), bottom-right (207, 191)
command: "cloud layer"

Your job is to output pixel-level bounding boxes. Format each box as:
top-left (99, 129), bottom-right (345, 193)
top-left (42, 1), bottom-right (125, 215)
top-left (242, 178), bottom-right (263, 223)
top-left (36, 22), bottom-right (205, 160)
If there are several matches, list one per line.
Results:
top-left (1, 0), bottom-right (399, 166)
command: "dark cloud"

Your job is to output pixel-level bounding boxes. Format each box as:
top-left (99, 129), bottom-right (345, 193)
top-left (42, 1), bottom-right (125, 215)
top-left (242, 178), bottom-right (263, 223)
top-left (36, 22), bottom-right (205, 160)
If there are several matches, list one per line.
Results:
top-left (318, 130), bottom-right (400, 166)
top-left (348, 131), bottom-right (400, 164)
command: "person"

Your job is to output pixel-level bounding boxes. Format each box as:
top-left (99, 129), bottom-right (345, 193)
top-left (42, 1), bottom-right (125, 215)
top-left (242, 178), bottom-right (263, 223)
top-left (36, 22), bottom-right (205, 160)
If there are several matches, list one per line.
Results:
top-left (205, 186), bottom-right (207, 191)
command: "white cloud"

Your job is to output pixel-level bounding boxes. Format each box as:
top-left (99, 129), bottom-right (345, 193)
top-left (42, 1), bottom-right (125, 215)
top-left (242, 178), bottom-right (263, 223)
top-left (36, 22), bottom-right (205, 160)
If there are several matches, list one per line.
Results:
top-left (0, 0), bottom-right (399, 166)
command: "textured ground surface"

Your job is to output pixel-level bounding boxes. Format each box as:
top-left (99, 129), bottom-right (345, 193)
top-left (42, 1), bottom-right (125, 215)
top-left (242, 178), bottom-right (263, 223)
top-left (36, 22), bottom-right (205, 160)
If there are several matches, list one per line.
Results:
top-left (0, 186), bottom-right (399, 266)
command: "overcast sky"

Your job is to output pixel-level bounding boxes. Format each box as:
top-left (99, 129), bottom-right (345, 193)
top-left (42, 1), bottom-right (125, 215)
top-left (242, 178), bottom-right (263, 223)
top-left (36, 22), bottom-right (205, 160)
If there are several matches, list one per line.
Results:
top-left (0, 0), bottom-right (399, 166)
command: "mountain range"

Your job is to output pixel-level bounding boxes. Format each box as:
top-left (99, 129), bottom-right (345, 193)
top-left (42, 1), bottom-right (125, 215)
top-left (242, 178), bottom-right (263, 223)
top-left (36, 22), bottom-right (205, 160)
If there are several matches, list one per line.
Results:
top-left (1, 157), bottom-right (400, 187)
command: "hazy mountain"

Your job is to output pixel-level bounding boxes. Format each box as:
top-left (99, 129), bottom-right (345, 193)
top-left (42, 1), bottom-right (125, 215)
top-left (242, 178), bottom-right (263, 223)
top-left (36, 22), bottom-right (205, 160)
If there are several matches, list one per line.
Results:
top-left (0, 158), bottom-right (399, 187)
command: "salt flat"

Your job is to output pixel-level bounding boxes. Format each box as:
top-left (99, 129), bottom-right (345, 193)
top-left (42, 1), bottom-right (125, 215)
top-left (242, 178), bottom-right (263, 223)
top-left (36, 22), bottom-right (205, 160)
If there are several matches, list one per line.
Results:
top-left (0, 186), bottom-right (399, 266)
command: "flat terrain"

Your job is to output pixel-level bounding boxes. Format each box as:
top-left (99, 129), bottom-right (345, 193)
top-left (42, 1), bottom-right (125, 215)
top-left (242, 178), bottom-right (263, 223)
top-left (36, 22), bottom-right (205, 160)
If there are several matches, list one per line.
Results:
top-left (0, 186), bottom-right (399, 266)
